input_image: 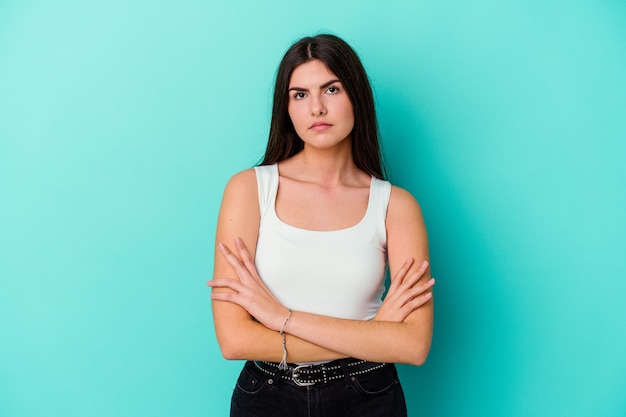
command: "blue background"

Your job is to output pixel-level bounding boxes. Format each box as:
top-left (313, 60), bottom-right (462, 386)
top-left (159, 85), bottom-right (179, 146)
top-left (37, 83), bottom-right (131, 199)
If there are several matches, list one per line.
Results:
top-left (1, 1), bottom-right (625, 416)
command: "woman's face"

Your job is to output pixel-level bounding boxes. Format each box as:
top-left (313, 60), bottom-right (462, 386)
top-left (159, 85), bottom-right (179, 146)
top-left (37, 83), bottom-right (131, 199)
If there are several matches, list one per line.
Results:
top-left (287, 59), bottom-right (354, 151)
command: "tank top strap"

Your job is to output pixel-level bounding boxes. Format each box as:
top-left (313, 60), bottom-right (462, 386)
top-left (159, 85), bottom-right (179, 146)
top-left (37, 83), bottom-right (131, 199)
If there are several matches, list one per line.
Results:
top-left (367, 177), bottom-right (392, 240)
top-left (254, 163), bottom-right (279, 220)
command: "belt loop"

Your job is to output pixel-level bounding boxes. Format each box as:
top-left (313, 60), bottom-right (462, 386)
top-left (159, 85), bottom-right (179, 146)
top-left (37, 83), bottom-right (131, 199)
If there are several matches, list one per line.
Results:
top-left (274, 367), bottom-right (285, 388)
top-left (339, 359), bottom-right (352, 386)
top-left (273, 363), bottom-right (285, 388)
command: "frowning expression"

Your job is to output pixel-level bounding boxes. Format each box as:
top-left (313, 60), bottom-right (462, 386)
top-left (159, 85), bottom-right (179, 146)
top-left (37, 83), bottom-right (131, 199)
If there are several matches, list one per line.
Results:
top-left (287, 60), bottom-right (355, 151)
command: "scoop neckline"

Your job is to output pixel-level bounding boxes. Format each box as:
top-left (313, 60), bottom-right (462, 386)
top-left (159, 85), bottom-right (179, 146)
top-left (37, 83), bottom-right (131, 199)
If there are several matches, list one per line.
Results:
top-left (270, 163), bottom-right (375, 233)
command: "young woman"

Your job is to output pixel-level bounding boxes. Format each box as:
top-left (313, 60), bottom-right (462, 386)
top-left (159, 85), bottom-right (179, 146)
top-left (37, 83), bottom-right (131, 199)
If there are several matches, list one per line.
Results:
top-left (208, 34), bottom-right (435, 417)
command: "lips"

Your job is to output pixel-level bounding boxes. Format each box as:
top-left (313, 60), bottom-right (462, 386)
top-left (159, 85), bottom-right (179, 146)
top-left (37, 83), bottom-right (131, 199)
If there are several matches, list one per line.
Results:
top-left (310, 122), bottom-right (332, 131)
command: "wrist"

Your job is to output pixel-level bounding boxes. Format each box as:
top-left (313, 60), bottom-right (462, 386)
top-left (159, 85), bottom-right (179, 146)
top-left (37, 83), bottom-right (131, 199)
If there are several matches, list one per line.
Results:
top-left (278, 308), bottom-right (292, 333)
top-left (277, 308), bottom-right (292, 370)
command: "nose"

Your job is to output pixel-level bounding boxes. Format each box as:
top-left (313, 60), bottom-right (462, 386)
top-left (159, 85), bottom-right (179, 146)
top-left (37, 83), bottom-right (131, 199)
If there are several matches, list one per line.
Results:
top-left (310, 95), bottom-right (327, 116)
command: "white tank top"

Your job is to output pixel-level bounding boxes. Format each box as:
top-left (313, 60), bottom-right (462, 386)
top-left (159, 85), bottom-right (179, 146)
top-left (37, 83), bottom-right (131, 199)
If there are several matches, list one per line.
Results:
top-left (254, 164), bottom-right (392, 320)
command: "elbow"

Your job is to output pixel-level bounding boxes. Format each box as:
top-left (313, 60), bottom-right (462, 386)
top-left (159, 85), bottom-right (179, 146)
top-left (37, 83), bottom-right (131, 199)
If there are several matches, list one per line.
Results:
top-left (214, 316), bottom-right (261, 361)
top-left (220, 347), bottom-right (240, 361)
top-left (217, 339), bottom-right (246, 361)
top-left (407, 351), bottom-right (428, 366)
top-left (405, 341), bottom-right (431, 366)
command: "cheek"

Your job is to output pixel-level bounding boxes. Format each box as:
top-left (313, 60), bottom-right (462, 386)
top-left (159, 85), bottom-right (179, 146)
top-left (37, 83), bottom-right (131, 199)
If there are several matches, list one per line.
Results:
top-left (342, 102), bottom-right (355, 130)
top-left (288, 105), bottom-right (303, 127)
top-left (287, 110), bottom-right (298, 130)
top-left (340, 98), bottom-right (354, 119)
top-left (288, 108), bottom-right (309, 138)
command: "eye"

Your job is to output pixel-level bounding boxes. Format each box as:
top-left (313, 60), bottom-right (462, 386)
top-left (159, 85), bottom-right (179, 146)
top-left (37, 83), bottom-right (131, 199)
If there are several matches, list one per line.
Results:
top-left (292, 91), bottom-right (306, 100)
top-left (326, 86), bottom-right (340, 94)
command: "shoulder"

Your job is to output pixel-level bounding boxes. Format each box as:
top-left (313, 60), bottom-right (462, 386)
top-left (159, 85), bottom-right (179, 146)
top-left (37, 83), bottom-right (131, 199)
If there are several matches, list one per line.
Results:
top-left (216, 168), bottom-right (261, 240)
top-left (387, 185), bottom-right (422, 218)
top-left (219, 168), bottom-right (260, 215)
top-left (222, 168), bottom-right (258, 198)
top-left (225, 168), bottom-right (257, 189)
top-left (386, 185), bottom-right (427, 239)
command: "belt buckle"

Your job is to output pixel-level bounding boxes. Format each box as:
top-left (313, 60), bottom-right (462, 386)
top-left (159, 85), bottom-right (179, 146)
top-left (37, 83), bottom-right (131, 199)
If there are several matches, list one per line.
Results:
top-left (292, 364), bottom-right (315, 387)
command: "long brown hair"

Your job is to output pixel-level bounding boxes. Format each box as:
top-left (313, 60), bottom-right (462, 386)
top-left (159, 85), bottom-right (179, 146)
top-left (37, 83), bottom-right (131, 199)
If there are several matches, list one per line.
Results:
top-left (261, 34), bottom-right (386, 179)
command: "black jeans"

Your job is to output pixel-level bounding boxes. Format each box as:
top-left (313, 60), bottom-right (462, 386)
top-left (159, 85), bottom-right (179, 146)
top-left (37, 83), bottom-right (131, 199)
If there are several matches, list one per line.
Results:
top-left (230, 360), bottom-right (408, 417)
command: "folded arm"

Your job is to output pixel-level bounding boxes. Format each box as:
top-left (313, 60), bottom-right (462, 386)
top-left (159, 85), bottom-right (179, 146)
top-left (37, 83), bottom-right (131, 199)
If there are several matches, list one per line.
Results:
top-left (210, 172), bottom-right (434, 365)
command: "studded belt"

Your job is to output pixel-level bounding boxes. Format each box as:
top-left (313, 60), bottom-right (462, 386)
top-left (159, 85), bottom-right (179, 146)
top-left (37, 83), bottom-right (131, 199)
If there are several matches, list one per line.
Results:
top-left (253, 358), bottom-right (387, 387)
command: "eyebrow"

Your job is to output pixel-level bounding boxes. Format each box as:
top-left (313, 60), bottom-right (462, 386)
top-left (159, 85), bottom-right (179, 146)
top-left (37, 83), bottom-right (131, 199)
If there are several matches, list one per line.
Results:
top-left (288, 79), bottom-right (341, 92)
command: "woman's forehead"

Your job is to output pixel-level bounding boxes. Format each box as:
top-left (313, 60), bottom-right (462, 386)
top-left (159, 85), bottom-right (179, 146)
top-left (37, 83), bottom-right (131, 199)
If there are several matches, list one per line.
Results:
top-left (289, 60), bottom-right (339, 88)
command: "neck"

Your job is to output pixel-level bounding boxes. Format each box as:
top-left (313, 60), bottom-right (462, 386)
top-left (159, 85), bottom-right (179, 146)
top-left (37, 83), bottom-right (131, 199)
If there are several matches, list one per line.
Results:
top-left (289, 141), bottom-right (362, 186)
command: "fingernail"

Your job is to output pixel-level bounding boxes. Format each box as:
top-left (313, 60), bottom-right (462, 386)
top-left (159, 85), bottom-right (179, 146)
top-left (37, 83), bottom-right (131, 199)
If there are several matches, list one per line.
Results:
top-left (425, 292), bottom-right (432, 299)
top-left (429, 278), bottom-right (435, 285)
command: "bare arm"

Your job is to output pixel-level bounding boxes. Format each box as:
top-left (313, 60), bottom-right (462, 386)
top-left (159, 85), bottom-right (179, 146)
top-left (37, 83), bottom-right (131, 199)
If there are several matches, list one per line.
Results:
top-left (211, 169), bottom-right (345, 362)
top-left (211, 183), bottom-right (434, 365)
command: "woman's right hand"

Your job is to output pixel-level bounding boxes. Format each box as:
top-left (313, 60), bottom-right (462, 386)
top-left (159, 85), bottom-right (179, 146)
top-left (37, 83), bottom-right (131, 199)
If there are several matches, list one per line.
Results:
top-left (209, 237), bottom-right (290, 332)
top-left (374, 258), bottom-right (434, 323)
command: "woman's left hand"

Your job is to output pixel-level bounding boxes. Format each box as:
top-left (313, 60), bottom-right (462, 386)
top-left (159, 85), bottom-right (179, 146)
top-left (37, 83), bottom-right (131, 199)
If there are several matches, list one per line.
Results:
top-left (207, 237), bottom-right (289, 331)
top-left (374, 258), bottom-right (434, 323)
